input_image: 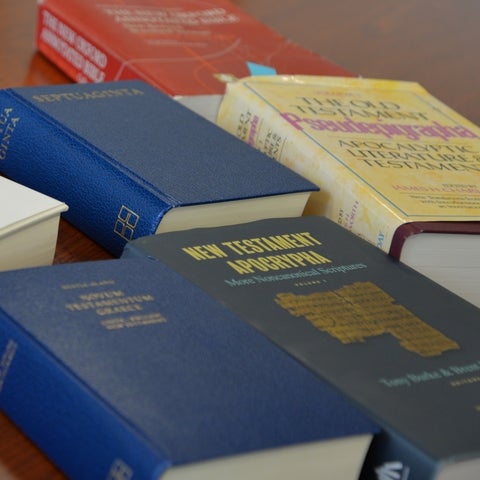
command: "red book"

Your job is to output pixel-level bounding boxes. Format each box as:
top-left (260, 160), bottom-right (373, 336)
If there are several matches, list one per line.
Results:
top-left (389, 221), bottom-right (480, 309)
top-left (36, 0), bottom-right (352, 96)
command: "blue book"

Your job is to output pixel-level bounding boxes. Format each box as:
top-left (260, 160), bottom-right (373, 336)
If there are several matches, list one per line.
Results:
top-left (0, 257), bottom-right (375, 480)
top-left (0, 80), bottom-right (316, 256)
top-left (122, 215), bottom-right (480, 480)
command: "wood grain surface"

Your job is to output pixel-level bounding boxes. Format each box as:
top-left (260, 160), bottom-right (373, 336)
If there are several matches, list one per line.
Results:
top-left (0, 0), bottom-right (478, 477)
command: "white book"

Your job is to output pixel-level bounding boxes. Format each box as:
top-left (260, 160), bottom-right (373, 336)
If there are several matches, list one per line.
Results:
top-left (0, 176), bottom-right (68, 270)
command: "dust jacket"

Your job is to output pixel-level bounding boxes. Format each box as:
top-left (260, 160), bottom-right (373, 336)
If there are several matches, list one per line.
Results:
top-left (35, 0), bottom-right (351, 96)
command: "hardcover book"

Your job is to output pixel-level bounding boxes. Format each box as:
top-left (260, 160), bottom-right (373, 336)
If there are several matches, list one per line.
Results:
top-left (216, 75), bottom-right (480, 308)
top-left (0, 80), bottom-right (317, 257)
top-left (0, 257), bottom-right (375, 480)
top-left (0, 176), bottom-right (67, 270)
top-left (35, 0), bottom-right (351, 97)
top-left (122, 216), bottom-right (480, 480)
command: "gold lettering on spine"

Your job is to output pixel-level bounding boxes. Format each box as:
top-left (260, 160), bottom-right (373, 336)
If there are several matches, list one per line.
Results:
top-left (0, 108), bottom-right (20, 161)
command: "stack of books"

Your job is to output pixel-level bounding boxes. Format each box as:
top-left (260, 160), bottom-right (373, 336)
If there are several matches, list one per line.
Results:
top-left (216, 74), bottom-right (480, 309)
top-left (0, 1), bottom-right (479, 479)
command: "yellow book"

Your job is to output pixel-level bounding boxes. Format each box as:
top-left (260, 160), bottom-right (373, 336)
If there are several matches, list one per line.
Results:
top-left (217, 75), bottom-right (480, 307)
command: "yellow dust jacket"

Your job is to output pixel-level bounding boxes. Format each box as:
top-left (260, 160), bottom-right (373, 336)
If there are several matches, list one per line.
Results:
top-left (217, 75), bottom-right (480, 252)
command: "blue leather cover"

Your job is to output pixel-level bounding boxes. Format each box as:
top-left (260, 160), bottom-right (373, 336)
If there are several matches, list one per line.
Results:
top-left (0, 81), bottom-right (316, 255)
top-left (0, 257), bottom-right (374, 479)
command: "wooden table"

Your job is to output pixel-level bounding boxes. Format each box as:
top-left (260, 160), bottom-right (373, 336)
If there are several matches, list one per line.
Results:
top-left (0, 0), bottom-right (479, 477)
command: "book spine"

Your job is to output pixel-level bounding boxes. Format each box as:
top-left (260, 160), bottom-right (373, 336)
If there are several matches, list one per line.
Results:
top-left (36, 2), bottom-right (142, 89)
top-left (217, 84), bottom-right (404, 253)
top-left (0, 313), bottom-right (167, 480)
top-left (0, 91), bottom-right (171, 256)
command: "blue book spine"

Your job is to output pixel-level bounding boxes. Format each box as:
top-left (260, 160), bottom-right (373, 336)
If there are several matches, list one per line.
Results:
top-left (0, 90), bottom-right (171, 256)
top-left (0, 313), bottom-right (167, 480)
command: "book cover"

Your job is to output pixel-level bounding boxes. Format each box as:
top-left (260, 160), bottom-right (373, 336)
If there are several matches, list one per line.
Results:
top-left (35, 0), bottom-right (351, 96)
top-left (0, 257), bottom-right (375, 480)
top-left (123, 216), bottom-right (480, 480)
top-left (216, 74), bottom-right (480, 306)
top-left (0, 80), bottom-right (317, 257)
top-left (0, 176), bottom-right (67, 270)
